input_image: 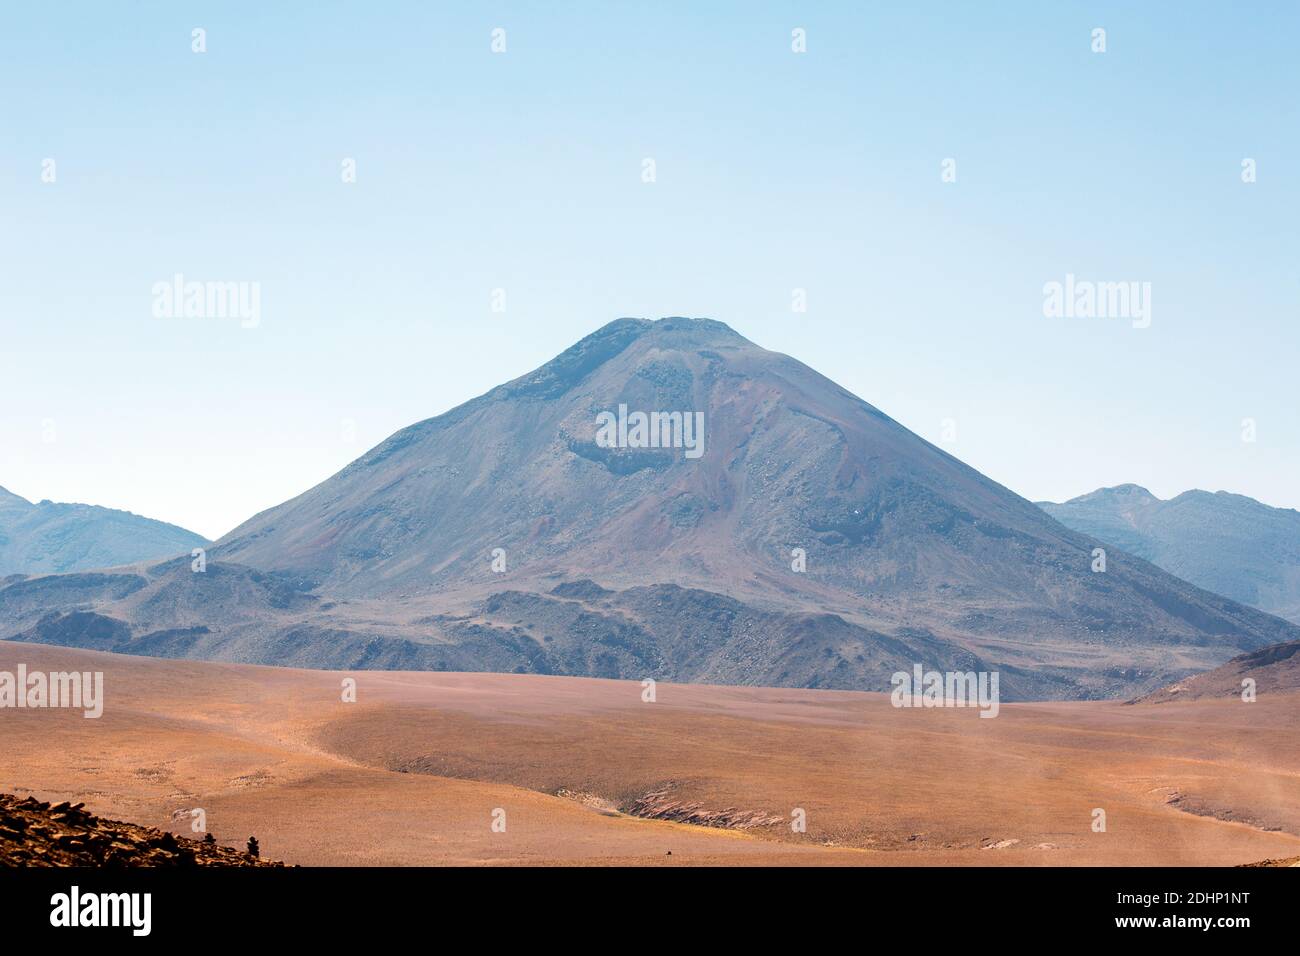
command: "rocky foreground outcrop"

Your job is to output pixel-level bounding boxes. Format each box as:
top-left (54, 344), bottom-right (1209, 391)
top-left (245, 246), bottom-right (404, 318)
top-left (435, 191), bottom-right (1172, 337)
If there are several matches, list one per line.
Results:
top-left (0, 794), bottom-right (283, 867)
top-left (1238, 856), bottom-right (1300, 867)
top-left (623, 784), bottom-right (785, 830)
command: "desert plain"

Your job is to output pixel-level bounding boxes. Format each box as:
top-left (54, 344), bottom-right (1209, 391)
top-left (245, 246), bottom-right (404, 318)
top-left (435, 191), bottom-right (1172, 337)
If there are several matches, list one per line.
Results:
top-left (2, 640), bottom-right (1297, 866)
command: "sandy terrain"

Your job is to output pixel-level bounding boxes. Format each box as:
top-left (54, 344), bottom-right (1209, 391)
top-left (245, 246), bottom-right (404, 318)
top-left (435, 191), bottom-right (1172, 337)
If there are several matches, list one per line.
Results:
top-left (2, 640), bottom-right (1298, 866)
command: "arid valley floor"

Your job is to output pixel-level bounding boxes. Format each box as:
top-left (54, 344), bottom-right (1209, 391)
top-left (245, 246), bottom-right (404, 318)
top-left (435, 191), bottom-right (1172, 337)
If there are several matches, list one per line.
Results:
top-left (2, 640), bottom-right (1298, 866)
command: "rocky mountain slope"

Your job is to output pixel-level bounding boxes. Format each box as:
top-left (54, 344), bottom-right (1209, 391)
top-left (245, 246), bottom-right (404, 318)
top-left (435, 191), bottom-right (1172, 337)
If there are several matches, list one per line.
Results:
top-left (0, 486), bottom-right (206, 577)
top-left (1040, 484), bottom-right (1300, 624)
top-left (2, 318), bottom-right (1297, 700)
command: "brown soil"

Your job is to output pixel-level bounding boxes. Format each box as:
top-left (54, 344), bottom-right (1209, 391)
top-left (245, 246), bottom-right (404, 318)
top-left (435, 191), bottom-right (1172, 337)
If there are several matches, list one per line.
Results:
top-left (4, 640), bottom-right (1299, 866)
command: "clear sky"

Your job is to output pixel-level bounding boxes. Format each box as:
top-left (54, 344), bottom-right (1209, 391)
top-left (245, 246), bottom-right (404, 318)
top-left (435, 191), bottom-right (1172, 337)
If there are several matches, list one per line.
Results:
top-left (2, 2), bottom-right (1296, 539)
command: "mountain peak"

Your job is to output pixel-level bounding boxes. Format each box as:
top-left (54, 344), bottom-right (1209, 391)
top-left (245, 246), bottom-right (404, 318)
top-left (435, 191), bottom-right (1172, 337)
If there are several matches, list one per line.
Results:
top-left (646, 315), bottom-right (750, 341)
top-left (595, 317), bottom-right (754, 343)
top-left (1065, 483), bottom-right (1160, 505)
top-left (590, 316), bottom-right (752, 349)
top-left (494, 317), bottom-right (752, 405)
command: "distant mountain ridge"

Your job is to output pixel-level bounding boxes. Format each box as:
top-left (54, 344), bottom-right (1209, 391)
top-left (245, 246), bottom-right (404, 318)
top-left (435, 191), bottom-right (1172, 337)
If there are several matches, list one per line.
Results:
top-left (1040, 485), bottom-right (1300, 624)
top-left (0, 486), bottom-right (207, 576)
top-left (3, 318), bottom-right (1297, 700)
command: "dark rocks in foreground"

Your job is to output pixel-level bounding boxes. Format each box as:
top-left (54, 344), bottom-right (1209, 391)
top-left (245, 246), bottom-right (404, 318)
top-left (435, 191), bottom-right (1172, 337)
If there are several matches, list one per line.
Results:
top-left (0, 793), bottom-right (284, 867)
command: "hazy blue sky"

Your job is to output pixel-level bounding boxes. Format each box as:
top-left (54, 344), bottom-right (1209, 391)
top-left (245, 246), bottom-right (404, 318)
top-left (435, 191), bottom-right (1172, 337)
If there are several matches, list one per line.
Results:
top-left (2, 2), bottom-right (1296, 539)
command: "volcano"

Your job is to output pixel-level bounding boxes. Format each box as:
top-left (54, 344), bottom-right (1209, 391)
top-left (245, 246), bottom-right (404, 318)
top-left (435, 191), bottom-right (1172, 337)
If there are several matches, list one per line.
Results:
top-left (3, 318), bottom-right (1295, 699)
